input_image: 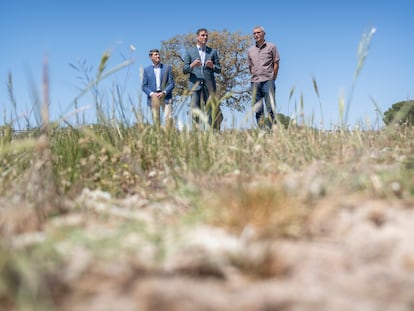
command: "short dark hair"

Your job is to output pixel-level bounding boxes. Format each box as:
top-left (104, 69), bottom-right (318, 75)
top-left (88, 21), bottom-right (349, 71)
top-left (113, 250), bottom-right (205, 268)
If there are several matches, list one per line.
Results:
top-left (196, 28), bottom-right (208, 35)
top-left (149, 49), bottom-right (160, 56)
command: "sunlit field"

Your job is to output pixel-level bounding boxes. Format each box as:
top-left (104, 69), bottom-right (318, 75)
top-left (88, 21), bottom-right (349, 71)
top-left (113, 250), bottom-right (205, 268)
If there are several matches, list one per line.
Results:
top-left (1, 101), bottom-right (413, 310)
top-left (1, 29), bottom-right (413, 310)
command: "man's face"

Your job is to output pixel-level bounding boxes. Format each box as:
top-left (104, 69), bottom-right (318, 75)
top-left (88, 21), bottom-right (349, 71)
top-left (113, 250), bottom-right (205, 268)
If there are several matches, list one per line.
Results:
top-left (253, 29), bottom-right (264, 43)
top-left (151, 52), bottom-right (161, 64)
top-left (197, 31), bottom-right (209, 45)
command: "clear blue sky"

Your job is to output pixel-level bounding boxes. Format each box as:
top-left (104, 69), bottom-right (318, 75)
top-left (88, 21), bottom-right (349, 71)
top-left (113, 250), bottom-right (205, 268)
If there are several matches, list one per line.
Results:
top-left (1, 0), bottom-right (413, 130)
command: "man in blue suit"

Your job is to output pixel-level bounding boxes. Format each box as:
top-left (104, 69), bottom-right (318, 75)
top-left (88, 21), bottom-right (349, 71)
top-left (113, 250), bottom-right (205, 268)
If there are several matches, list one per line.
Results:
top-left (183, 28), bottom-right (221, 129)
top-left (142, 49), bottom-right (175, 127)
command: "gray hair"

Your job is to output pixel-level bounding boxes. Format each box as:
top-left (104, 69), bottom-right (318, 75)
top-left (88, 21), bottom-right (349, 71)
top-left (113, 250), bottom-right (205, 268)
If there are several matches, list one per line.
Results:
top-left (253, 26), bottom-right (265, 33)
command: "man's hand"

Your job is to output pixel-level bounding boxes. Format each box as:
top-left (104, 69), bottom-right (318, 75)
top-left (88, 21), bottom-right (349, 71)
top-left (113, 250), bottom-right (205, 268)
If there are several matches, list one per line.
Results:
top-left (152, 91), bottom-right (165, 99)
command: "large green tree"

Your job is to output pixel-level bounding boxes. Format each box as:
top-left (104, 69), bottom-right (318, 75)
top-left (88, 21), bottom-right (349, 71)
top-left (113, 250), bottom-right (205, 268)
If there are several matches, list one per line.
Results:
top-left (160, 29), bottom-right (251, 112)
top-left (383, 100), bottom-right (414, 126)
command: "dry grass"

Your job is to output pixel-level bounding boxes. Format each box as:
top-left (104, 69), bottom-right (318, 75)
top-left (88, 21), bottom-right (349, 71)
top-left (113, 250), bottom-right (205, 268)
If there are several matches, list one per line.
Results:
top-left (0, 124), bottom-right (413, 310)
top-left (203, 176), bottom-right (307, 239)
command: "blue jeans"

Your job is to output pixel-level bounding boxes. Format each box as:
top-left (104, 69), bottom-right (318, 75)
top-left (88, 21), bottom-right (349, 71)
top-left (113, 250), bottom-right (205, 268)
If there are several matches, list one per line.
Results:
top-left (251, 80), bottom-right (276, 126)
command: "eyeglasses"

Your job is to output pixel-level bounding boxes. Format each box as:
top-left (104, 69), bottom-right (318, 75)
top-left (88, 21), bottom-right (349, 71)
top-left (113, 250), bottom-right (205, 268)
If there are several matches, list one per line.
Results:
top-left (200, 34), bottom-right (208, 37)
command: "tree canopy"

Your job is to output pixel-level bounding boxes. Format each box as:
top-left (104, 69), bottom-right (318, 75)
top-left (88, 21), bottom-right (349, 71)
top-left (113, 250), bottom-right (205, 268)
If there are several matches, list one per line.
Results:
top-left (160, 29), bottom-right (251, 112)
top-left (383, 100), bottom-right (414, 126)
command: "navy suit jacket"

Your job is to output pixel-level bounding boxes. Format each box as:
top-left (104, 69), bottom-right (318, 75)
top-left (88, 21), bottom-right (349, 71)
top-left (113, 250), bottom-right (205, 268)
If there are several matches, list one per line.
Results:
top-left (142, 63), bottom-right (175, 106)
top-left (183, 46), bottom-right (221, 92)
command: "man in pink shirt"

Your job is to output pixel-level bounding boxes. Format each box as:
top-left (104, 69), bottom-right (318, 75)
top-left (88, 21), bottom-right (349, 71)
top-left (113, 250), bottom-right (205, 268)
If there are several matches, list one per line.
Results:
top-left (248, 25), bottom-right (280, 129)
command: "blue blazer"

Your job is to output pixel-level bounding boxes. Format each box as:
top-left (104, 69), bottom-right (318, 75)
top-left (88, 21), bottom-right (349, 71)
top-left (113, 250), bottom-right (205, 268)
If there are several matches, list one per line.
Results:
top-left (183, 46), bottom-right (221, 91)
top-left (142, 63), bottom-right (175, 106)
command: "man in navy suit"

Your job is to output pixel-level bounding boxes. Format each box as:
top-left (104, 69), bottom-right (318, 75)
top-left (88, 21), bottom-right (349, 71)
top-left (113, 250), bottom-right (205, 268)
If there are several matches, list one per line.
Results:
top-left (142, 49), bottom-right (175, 127)
top-left (183, 28), bottom-right (221, 129)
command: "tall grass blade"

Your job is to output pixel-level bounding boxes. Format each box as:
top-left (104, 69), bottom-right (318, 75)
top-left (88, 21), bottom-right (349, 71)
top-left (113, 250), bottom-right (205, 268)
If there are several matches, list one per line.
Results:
top-left (312, 75), bottom-right (324, 126)
top-left (344, 27), bottom-right (376, 127)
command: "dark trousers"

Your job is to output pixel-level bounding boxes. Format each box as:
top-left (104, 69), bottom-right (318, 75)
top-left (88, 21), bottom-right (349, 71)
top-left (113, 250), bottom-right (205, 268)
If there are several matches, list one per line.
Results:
top-left (191, 82), bottom-right (213, 126)
top-left (252, 80), bottom-right (276, 126)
